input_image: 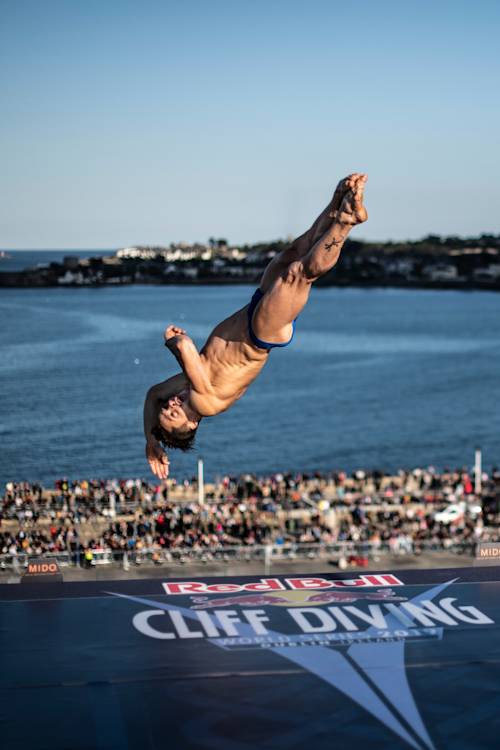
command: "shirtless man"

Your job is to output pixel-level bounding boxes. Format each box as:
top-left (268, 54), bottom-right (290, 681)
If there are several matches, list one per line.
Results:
top-left (144, 173), bottom-right (368, 478)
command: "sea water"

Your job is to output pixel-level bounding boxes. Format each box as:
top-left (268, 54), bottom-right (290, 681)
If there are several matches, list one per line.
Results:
top-left (1, 284), bottom-right (499, 485)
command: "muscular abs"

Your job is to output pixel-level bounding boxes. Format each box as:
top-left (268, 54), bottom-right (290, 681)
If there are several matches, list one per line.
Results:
top-left (193, 307), bottom-right (268, 416)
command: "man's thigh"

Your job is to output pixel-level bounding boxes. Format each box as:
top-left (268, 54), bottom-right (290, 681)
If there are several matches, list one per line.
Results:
top-left (252, 261), bottom-right (312, 344)
top-left (258, 245), bottom-right (301, 293)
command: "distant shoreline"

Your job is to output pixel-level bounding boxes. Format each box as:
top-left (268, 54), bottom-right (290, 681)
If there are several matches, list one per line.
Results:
top-left (1, 234), bottom-right (499, 292)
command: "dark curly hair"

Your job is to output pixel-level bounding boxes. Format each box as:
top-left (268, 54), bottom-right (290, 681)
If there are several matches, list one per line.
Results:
top-left (152, 424), bottom-right (197, 452)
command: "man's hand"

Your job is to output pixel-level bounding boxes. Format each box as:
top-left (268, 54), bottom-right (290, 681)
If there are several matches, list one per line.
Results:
top-left (145, 436), bottom-right (169, 479)
top-left (164, 325), bottom-right (188, 348)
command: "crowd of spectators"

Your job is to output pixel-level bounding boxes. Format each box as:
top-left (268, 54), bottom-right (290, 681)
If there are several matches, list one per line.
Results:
top-left (0, 524), bottom-right (80, 558)
top-left (0, 478), bottom-right (167, 524)
top-left (334, 505), bottom-right (492, 555)
top-left (1, 466), bottom-right (499, 561)
top-left (3, 465), bottom-right (500, 521)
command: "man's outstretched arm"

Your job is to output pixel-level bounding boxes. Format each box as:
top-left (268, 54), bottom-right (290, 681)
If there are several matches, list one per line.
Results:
top-left (163, 325), bottom-right (213, 396)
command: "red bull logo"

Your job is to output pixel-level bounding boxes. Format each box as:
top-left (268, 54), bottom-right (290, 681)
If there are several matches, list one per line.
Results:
top-left (190, 588), bottom-right (406, 609)
top-left (163, 574), bottom-right (403, 596)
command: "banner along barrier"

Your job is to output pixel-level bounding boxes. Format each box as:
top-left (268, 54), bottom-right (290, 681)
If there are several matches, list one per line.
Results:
top-left (1, 566), bottom-right (499, 749)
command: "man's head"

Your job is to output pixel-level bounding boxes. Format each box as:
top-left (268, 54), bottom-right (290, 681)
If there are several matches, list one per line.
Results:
top-left (153, 393), bottom-right (200, 451)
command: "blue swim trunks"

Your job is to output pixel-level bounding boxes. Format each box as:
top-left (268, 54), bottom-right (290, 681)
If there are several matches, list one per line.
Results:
top-left (247, 288), bottom-right (296, 350)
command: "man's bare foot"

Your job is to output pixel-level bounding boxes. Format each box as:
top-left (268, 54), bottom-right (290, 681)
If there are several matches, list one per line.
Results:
top-left (303, 175), bottom-right (367, 277)
top-left (328, 173), bottom-right (361, 217)
top-left (333, 174), bottom-right (368, 226)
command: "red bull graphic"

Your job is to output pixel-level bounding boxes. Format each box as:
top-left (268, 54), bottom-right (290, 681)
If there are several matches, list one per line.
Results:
top-left (163, 573), bottom-right (403, 596)
top-left (190, 588), bottom-right (407, 609)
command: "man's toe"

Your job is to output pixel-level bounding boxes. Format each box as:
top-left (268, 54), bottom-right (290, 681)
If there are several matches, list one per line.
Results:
top-left (332, 176), bottom-right (354, 211)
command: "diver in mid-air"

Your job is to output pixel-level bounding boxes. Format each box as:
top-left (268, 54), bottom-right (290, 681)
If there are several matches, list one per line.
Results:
top-left (144, 173), bottom-right (368, 478)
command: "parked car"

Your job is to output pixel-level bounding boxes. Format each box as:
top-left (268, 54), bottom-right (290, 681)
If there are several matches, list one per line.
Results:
top-left (434, 502), bottom-right (482, 524)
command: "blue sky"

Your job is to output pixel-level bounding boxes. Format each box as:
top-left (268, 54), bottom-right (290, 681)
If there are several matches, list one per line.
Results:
top-left (1, 0), bottom-right (499, 248)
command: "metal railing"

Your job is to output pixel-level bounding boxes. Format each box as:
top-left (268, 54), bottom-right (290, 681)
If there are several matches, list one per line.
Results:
top-left (0, 539), bottom-right (477, 573)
